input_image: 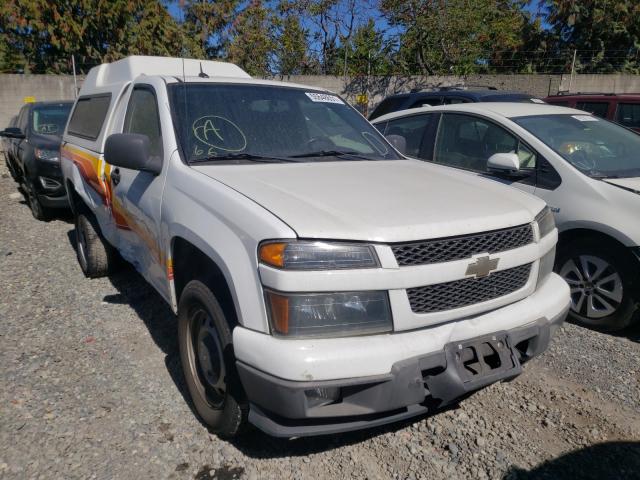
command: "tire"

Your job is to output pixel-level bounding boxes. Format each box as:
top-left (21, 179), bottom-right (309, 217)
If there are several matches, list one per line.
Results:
top-left (5, 156), bottom-right (19, 182)
top-left (22, 177), bottom-right (50, 221)
top-left (556, 239), bottom-right (639, 332)
top-left (178, 280), bottom-right (248, 438)
top-left (75, 212), bottom-right (116, 278)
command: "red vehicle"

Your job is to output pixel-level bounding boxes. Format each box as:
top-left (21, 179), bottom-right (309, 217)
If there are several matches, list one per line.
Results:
top-left (543, 93), bottom-right (640, 133)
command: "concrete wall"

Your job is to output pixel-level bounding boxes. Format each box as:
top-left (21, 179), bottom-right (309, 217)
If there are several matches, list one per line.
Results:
top-left (0, 75), bottom-right (81, 130)
top-left (1, 73), bottom-right (638, 133)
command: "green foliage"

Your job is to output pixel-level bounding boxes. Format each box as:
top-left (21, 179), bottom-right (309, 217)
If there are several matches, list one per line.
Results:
top-left (274, 14), bottom-right (310, 75)
top-left (542, 0), bottom-right (640, 73)
top-left (227, 0), bottom-right (275, 77)
top-left (0, 0), bottom-right (638, 75)
top-left (381, 0), bottom-right (527, 75)
top-left (336, 19), bottom-right (393, 76)
top-left (0, 0), bottom-right (202, 73)
top-left (182, 0), bottom-right (238, 58)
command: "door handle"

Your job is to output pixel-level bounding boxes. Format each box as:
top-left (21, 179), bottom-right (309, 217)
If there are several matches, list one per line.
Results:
top-left (111, 168), bottom-right (121, 186)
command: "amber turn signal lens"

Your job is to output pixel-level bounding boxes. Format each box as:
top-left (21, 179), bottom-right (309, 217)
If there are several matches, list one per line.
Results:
top-left (266, 291), bottom-right (289, 334)
top-left (259, 242), bottom-right (287, 268)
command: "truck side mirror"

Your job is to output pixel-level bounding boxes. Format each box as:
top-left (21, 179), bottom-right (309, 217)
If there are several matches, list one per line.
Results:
top-left (385, 134), bottom-right (407, 155)
top-left (0, 127), bottom-right (26, 139)
top-left (104, 133), bottom-right (162, 175)
top-left (487, 152), bottom-right (520, 174)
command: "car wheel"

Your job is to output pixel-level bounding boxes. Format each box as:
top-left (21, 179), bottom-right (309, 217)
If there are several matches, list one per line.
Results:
top-left (557, 240), bottom-right (638, 332)
top-left (5, 157), bottom-right (20, 182)
top-left (22, 177), bottom-right (50, 221)
top-left (75, 212), bottom-right (115, 278)
top-left (178, 280), bottom-right (248, 438)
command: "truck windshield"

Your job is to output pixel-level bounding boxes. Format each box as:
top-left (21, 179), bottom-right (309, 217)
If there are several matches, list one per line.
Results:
top-left (168, 83), bottom-right (401, 163)
top-left (32, 104), bottom-right (72, 136)
top-left (513, 114), bottom-right (640, 178)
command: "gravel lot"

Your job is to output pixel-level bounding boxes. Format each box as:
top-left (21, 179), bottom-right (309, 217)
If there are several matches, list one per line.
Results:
top-left (1, 162), bottom-right (639, 480)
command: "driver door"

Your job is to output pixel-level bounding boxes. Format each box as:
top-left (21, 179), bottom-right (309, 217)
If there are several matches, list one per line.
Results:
top-left (107, 82), bottom-right (169, 299)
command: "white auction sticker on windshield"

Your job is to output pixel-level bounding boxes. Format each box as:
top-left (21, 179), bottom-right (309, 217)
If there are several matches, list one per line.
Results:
top-left (305, 92), bottom-right (344, 104)
top-left (530, 98), bottom-right (545, 103)
top-left (572, 115), bottom-right (599, 121)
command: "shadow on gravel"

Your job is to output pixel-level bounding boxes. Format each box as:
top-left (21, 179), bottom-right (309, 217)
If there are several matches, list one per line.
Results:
top-left (504, 441), bottom-right (640, 480)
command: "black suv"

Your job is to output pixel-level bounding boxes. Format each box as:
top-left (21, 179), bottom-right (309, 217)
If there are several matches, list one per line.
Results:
top-left (1, 101), bottom-right (73, 219)
top-left (368, 87), bottom-right (541, 120)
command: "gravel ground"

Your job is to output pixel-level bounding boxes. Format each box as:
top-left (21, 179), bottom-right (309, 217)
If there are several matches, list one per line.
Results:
top-left (1, 162), bottom-right (639, 480)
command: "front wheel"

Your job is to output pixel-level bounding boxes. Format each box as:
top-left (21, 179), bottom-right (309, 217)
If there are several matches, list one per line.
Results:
top-left (178, 280), bottom-right (248, 438)
top-left (22, 177), bottom-right (50, 221)
top-left (557, 240), bottom-right (638, 331)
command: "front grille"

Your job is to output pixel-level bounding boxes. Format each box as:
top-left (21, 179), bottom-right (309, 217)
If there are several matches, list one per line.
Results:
top-left (391, 224), bottom-right (534, 267)
top-left (407, 263), bottom-right (532, 314)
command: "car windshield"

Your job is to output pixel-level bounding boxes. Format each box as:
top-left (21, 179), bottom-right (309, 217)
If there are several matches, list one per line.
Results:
top-left (168, 83), bottom-right (400, 163)
top-left (513, 114), bottom-right (640, 178)
top-left (31, 104), bottom-right (72, 136)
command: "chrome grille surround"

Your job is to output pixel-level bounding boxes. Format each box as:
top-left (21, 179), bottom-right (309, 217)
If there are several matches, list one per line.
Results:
top-left (391, 224), bottom-right (534, 267)
top-left (407, 263), bottom-right (532, 314)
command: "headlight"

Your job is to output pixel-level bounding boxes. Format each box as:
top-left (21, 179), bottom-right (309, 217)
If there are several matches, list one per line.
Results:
top-left (265, 290), bottom-right (392, 338)
top-left (535, 206), bottom-right (555, 238)
top-left (537, 246), bottom-right (556, 286)
top-left (35, 148), bottom-right (60, 163)
top-left (259, 241), bottom-right (379, 270)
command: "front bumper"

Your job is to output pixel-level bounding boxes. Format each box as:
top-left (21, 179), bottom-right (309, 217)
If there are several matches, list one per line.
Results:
top-left (235, 273), bottom-right (570, 437)
top-left (238, 308), bottom-right (567, 438)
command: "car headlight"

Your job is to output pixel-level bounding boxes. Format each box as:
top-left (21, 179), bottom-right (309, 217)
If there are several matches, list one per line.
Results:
top-left (265, 290), bottom-right (392, 338)
top-left (535, 206), bottom-right (555, 238)
top-left (537, 246), bottom-right (556, 286)
top-left (259, 241), bottom-right (379, 270)
top-left (35, 148), bottom-right (60, 163)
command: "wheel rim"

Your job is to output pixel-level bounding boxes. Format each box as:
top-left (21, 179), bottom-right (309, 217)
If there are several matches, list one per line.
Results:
top-left (560, 255), bottom-right (623, 319)
top-left (189, 306), bottom-right (226, 408)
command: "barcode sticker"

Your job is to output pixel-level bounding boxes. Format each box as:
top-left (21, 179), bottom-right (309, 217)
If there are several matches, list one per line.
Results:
top-left (305, 92), bottom-right (344, 104)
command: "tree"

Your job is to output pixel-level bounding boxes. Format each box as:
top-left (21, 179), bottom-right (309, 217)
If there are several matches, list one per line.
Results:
top-left (274, 14), bottom-right (310, 76)
top-left (227, 0), bottom-right (274, 76)
top-left (541, 0), bottom-right (640, 73)
top-left (282, 0), bottom-right (362, 74)
top-left (181, 0), bottom-right (238, 58)
top-left (337, 18), bottom-right (392, 76)
top-left (381, 0), bottom-right (527, 75)
top-left (0, 0), bottom-right (201, 73)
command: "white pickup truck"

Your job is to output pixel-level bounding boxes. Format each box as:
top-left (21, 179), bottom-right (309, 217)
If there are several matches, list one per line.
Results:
top-left (61, 56), bottom-right (570, 438)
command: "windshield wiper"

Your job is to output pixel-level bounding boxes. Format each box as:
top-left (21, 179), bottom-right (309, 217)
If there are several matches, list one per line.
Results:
top-left (288, 150), bottom-right (372, 160)
top-left (189, 153), bottom-right (297, 164)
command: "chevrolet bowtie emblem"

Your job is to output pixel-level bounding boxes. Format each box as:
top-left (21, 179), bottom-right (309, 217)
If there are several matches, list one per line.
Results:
top-left (466, 256), bottom-right (499, 278)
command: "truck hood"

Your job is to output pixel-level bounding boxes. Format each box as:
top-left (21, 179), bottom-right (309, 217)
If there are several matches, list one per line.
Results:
top-left (193, 160), bottom-right (545, 242)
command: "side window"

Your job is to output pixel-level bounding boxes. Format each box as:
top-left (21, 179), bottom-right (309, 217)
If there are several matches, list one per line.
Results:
top-left (18, 106), bottom-right (29, 132)
top-left (434, 113), bottom-right (527, 172)
top-left (373, 121), bottom-right (387, 134)
top-left (385, 114), bottom-right (432, 158)
top-left (124, 87), bottom-right (163, 157)
top-left (615, 103), bottom-right (640, 129)
top-left (67, 95), bottom-right (111, 140)
top-left (576, 101), bottom-right (609, 119)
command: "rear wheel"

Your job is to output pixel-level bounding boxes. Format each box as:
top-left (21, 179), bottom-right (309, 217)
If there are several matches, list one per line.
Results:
top-left (22, 177), bottom-right (50, 221)
top-left (557, 239), bottom-right (638, 331)
top-left (178, 280), bottom-right (248, 438)
top-left (75, 212), bottom-right (116, 278)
